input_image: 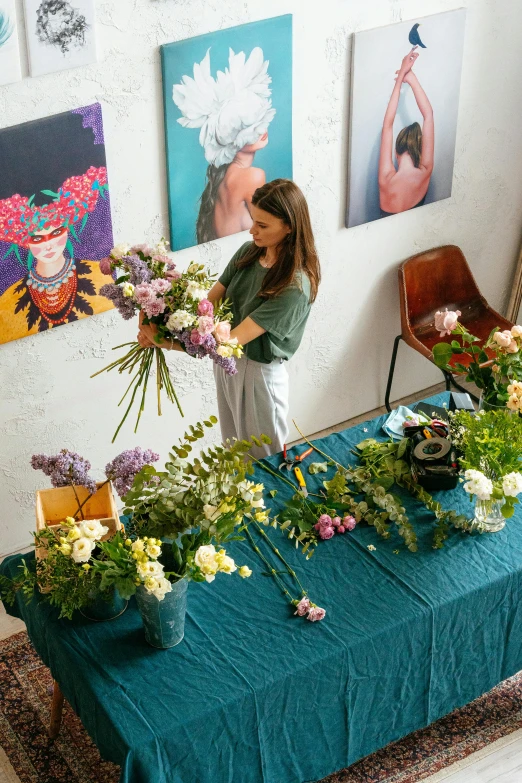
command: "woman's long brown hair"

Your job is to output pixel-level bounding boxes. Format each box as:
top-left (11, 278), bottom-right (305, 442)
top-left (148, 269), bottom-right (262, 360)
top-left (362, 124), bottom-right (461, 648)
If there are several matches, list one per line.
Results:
top-left (236, 179), bottom-right (320, 303)
top-left (396, 122), bottom-right (423, 168)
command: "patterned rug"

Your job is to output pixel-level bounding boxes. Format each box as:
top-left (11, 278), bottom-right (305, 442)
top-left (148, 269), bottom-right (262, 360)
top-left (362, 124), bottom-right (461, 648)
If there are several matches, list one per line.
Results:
top-left (1, 631), bottom-right (522, 783)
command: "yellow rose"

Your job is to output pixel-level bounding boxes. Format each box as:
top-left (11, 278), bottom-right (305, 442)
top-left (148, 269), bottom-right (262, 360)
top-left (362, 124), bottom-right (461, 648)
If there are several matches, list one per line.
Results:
top-left (239, 565), bottom-right (252, 578)
top-left (254, 510), bottom-right (269, 523)
top-left (64, 517), bottom-right (76, 526)
top-left (67, 526), bottom-right (81, 542)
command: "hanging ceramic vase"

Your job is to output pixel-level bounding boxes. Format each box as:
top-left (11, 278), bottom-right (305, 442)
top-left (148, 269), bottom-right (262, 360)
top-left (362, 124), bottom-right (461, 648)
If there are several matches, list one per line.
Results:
top-left (135, 578), bottom-right (188, 648)
top-left (80, 586), bottom-right (128, 621)
top-left (473, 497), bottom-right (506, 533)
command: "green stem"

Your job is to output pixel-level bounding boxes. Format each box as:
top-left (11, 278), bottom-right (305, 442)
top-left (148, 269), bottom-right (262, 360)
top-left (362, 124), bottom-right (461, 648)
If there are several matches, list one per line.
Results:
top-left (242, 524), bottom-right (299, 604)
top-left (251, 520), bottom-right (307, 596)
top-left (292, 419), bottom-right (345, 472)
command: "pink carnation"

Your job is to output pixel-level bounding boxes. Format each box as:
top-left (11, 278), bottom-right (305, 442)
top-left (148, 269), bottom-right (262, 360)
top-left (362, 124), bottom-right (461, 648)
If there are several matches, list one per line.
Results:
top-left (343, 515), bottom-right (356, 531)
top-left (152, 254), bottom-right (171, 264)
top-left (198, 299), bottom-right (214, 317)
top-left (294, 597), bottom-right (311, 617)
top-left (214, 321), bottom-right (231, 343)
top-left (165, 269), bottom-right (181, 281)
top-left (151, 278), bottom-right (171, 295)
top-left (434, 309), bottom-right (461, 337)
top-left (99, 257), bottom-right (112, 276)
top-left (134, 283), bottom-right (155, 305)
top-left (132, 244), bottom-right (154, 256)
top-left (197, 316), bottom-right (215, 335)
top-left (332, 516), bottom-right (341, 527)
top-left (142, 298), bottom-right (166, 317)
top-left (307, 606), bottom-right (326, 622)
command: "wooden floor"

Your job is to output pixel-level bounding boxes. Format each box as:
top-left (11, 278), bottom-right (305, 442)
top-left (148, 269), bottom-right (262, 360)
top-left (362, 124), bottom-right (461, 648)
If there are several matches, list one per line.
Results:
top-left (1, 379), bottom-right (520, 783)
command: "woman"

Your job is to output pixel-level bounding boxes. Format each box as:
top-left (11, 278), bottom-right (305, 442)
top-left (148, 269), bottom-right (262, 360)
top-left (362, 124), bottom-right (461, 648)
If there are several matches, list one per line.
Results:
top-left (173, 47), bottom-right (276, 244)
top-left (138, 179), bottom-right (320, 457)
top-left (378, 46), bottom-right (434, 216)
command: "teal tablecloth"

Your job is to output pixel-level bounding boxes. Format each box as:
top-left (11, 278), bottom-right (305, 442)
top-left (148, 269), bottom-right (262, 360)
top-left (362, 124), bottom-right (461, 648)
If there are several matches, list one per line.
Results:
top-left (3, 393), bottom-right (522, 783)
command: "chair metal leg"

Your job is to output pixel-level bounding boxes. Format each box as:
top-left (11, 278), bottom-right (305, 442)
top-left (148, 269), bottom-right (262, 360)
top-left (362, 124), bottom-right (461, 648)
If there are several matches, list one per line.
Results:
top-left (445, 372), bottom-right (480, 403)
top-left (385, 335), bottom-right (403, 412)
top-left (443, 370), bottom-right (452, 391)
top-left (49, 680), bottom-right (64, 739)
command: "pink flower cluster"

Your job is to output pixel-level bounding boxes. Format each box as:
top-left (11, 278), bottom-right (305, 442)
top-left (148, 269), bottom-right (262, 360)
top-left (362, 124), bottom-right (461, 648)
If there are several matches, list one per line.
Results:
top-left (314, 513), bottom-right (356, 540)
top-left (493, 327), bottom-right (522, 354)
top-left (188, 300), bottom-right (232, 346)
top-left (294, 597), bottom-right (326, 622)
top-left (134, 279), bottom-right (172, 317)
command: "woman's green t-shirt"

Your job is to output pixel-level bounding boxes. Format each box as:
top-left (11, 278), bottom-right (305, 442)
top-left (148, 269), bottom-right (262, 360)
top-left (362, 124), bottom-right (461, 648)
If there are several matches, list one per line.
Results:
top-left (218, 242), bottom-right (312, 364)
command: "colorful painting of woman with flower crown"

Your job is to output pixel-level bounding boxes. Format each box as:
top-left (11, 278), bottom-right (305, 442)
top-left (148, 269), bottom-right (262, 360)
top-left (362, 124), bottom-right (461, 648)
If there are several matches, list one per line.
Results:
top-left (0, 103), bottom-right (114, 345)
top-left (161, 15), bottom-right (293, 251)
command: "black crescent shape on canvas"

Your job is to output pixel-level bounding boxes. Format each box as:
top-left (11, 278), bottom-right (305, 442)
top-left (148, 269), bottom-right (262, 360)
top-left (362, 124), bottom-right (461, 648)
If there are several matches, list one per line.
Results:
top-left (408, 23), bottom-right (427, 48)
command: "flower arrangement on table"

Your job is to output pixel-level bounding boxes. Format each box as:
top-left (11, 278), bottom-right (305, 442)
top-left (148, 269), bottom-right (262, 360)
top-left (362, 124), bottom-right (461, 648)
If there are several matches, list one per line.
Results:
top-left (93, 240), bottom-right (243, 440)
top-left (449, 407), bottom-right (522, 526)
top-left (118, 419), bottom-right (325, 622)
top-left (432, 310), bottom-right (522, 410)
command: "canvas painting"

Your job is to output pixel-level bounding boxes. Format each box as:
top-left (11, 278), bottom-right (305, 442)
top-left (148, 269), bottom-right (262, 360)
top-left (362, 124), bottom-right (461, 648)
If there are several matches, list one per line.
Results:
top-left (23, 0), bottom-right (97, 78)
top-left (346, 9), bottom-right (466, 228)
top-left (0, 103), bottom-right (114, 345)
top-left (161, 15), bottom-right (293, 251)
top-left (0, 0), bottom-right (22, 86)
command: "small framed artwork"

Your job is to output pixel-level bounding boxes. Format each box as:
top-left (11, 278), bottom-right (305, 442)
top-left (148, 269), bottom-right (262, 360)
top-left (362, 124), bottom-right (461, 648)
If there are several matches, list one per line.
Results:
top-left (0, 0), bottom-right (22, 86)
top-left (346, 9), bottom-right (466, 228)
top-left (23, 0), bottom-right (97, 78)
top-left (0, 103), bottom-right (114, 345)
top-left (161, 15), bottom-right (293, 251)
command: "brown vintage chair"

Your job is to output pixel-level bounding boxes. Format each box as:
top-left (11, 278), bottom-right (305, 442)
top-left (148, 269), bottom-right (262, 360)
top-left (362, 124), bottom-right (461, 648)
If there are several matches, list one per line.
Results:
top-left (385, 245), bottom-right (513, 412)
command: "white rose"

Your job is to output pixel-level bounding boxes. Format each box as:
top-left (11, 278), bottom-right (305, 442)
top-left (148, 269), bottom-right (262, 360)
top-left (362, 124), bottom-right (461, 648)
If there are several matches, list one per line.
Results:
top-left (143, 576), bottom-right (159, 593)
top-left (194, 544), bottom-right (219, 579)
top-left (511, 325), bottom-right (522, 338)
top-left (203, 504), bottom-right (220, 521)
top-left (131, 539), bottom-right (145, 552)
top-left (151, 577), bottom-right (173, 601)
top-left (185, 282), bottom-right (208, 301)
top-left (66, 526), bottom-right (82, 542)
top-left (216, 345), bottom-right (233, 358)
top-left (122, 282), bottom-right (135, 298)
top-left (502, 472), bottom-right (522, 497)
top-left (137, 560), bottom-right (164, 578)
top-left (493, 330), bottom-right (513, 348)
top-left (146, 543), bottom-right (162, 559)
top-left (71, 537), bottom-right (96, 563)
top-left (79, 520), bottom-right (109, 541)
top-left (216, 554), bottom-right (237, 574)
top-left (166, 310), bottom-right (196, 332)
top-left (111, 242), bottom-right (131, 260)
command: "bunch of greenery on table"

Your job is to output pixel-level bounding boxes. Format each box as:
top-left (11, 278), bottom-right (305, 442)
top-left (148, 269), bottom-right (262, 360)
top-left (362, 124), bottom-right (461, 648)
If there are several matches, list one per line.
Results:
top-left (431, 310), bottom-right (522, 410)
top-left (449, 408), bottom-right (522, 518)
top-left (254, 421), bottom-right (475, 555)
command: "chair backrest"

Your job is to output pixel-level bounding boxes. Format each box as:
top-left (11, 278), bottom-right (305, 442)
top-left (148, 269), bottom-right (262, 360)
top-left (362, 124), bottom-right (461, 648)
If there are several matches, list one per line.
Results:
top-left (399, 245), bottom-right (486, 333)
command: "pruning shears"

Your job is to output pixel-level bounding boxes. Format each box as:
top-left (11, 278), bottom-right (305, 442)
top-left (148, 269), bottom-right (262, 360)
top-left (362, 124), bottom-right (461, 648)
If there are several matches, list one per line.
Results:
top-left (294, 466), bottom-right (309, 498)
top-left (278, 445), bottom-right (314, 471)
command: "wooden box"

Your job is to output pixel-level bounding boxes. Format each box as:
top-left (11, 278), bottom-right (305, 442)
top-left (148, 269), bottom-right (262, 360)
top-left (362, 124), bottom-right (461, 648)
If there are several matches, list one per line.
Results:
top-left (35, 482), bottom-right (121, 561)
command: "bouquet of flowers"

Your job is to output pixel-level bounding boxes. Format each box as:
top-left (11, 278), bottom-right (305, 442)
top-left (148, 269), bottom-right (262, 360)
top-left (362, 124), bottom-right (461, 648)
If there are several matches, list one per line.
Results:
top-left (432, 310), bottom-right (522, 410)
top-left (94, 239), bottom-right (243, 440)
top-left (449, 408), bottom-right (522, 520)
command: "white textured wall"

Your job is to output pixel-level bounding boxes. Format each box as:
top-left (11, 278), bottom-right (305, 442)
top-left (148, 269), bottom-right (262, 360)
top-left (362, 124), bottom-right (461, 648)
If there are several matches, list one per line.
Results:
top-left (1, 0), bottom-right (522, 555)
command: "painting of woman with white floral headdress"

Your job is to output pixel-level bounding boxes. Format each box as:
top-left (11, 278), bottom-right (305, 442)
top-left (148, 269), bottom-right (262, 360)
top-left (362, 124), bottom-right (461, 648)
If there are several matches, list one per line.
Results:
top-left (0, 103), bottom-right (114, 345)
top-left (161, 16), bottom-right (293, 251)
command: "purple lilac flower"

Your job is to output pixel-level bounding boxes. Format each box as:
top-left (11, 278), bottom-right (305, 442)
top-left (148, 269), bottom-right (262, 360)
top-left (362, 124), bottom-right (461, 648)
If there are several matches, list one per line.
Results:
top-left (170, 330), bottom-right (238, 376)
top-left (124, 254), bottom-right (153, 286)
top-left (100, 284), bottom-right (136, 320)
top-left (31, 450), bottom-right (97, 494)
top-left (105, 447), bottom-right (160, 497)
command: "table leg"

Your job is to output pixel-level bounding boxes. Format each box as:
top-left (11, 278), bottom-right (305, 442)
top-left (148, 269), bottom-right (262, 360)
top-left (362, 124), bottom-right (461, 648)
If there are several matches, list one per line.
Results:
top-left (49, 680), bottom-right (64, 739)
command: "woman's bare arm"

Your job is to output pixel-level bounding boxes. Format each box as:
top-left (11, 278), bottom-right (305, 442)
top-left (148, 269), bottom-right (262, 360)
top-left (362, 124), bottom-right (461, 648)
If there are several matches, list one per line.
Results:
top-left (379, 48), bottom-right (419, 186)
top-left (405, 71), bottom-right (434, 174)
top-left (231, 316), bottom-right (266, 346)
top-left (207, 281), bottom-right (226, 305)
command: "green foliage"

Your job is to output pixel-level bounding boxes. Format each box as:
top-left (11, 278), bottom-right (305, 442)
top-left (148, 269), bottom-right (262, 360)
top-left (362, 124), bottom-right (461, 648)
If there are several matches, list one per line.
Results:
top-left (452, 409), bottom-right (522, 479)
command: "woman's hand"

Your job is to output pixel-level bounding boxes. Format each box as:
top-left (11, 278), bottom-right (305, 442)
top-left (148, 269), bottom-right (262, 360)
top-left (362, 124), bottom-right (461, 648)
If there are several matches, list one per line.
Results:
top-left (137, 312), bottom-right (184, 351)
top-left (396, 69), bottom-right (416, 85)
top-left (398, 47), bottom-right (418, 77)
